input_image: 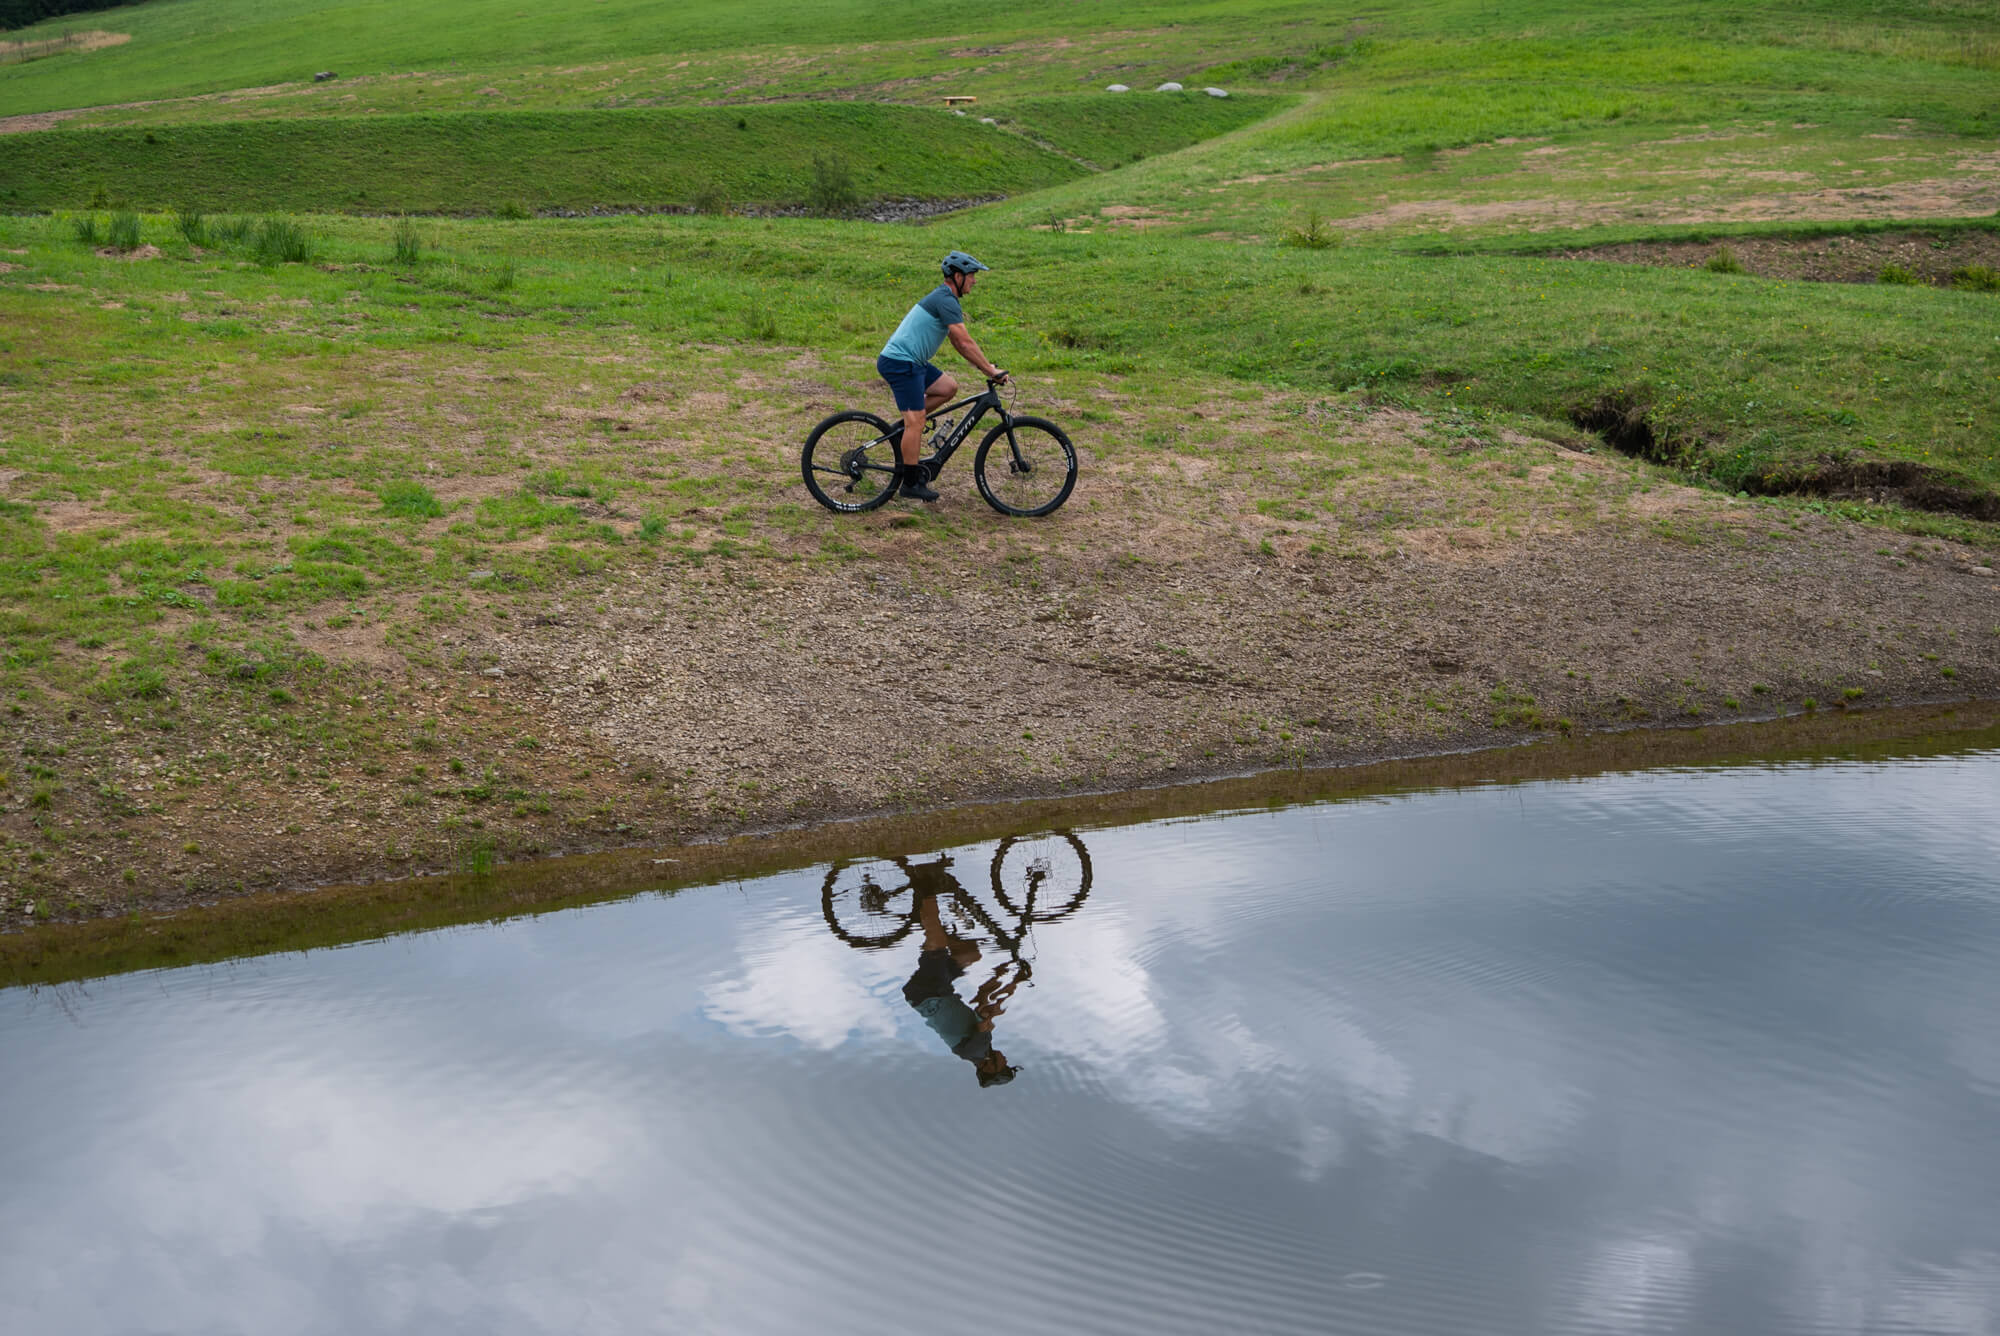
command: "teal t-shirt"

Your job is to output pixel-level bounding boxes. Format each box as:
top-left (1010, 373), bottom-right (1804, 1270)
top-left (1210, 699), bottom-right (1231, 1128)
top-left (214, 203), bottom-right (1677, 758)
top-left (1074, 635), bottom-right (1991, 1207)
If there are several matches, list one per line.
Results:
top-left (879, 285), bottom-right (966, 365)
top-left (915, 992), bottom-right (985, 1057)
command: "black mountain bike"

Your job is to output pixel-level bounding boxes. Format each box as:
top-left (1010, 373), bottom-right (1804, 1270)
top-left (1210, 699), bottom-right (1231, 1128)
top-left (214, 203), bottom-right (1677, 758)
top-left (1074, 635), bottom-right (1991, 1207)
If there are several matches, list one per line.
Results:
top-left (819, 833), bottom-right (1095, 953)
top-left (800, 376), bottom-right (1078, 517)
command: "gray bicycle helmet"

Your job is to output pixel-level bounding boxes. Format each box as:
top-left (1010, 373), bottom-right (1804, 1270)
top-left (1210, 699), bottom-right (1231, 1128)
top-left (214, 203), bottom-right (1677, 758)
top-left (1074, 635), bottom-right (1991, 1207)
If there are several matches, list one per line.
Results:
top-left (941, 250), bottom-right (990, 278)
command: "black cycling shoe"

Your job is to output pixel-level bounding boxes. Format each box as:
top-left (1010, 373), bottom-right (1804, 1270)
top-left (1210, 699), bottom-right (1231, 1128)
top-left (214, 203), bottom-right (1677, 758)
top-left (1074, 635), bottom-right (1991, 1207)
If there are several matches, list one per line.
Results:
top-left (899, 465), bottom-right (940, 502)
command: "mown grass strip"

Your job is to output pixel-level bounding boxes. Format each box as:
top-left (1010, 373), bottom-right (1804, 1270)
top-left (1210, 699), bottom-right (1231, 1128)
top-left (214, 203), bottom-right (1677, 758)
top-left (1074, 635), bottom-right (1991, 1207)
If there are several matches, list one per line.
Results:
top-left (0, 103), bottom-right (1086, 214)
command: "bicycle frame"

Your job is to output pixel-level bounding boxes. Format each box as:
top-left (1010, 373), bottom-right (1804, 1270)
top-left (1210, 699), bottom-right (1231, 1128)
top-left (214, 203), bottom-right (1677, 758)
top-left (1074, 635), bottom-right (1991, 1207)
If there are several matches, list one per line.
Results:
top-left (878, 379), bottom-right (1015, 474)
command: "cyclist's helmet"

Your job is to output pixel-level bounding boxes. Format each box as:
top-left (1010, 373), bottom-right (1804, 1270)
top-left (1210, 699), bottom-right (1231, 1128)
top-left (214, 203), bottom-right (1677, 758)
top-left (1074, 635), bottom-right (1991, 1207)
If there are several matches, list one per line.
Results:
top-left (941, 250), bottom-right (990, 278)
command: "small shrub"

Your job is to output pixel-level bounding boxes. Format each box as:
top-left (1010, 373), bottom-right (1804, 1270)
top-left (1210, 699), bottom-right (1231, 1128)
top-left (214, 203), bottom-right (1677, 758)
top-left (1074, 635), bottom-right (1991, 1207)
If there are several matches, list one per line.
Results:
top-left (1878, 263), bottom-right (1919, 286)
top-left (390, 217), bottom-right (422, 265)
top-left (252, 215), bottom-right (315, 265)
top-left (1951, 264), bottom-right (1999, 292)
top-left (496, 201), bottom-right (532, 220)
top-left (106, 211), bottom-right (142, 250)
top-left (806, 154), bottom-right (858, 217)
top-left (174, 208), bottom-right (206, 246)
top-left (377, 479), bottom-right (445, 518)
top-left (1704, 246), bottom-right (1744, 274)
top-left (689, 180), bottom-right (730, 215)
top-left (72, 214), bottom-right (101, 247)
top-left (1280, 210), bottom-right (1334, 249)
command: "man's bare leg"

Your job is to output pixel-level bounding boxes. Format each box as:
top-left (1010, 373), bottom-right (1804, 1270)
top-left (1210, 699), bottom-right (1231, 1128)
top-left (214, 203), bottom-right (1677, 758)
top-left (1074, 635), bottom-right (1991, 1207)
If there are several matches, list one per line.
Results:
top-left (925, 372), bottom-right (957, 423)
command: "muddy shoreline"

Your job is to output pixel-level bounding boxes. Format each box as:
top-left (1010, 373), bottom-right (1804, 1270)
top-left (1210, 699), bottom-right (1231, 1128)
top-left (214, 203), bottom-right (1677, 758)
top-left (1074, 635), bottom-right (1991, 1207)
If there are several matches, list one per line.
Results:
top-left (7, 697), bottom-right (1999, 987)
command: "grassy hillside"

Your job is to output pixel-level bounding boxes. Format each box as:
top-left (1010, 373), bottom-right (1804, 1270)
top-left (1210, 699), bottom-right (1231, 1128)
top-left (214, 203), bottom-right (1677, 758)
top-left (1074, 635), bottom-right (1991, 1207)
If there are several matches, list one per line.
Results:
top-left (0, 0), bottom-right (1311, 115)
top-left (985, 91), bottom-right (1276, 169)
top-left (5, 0), bottom-right (1994, 122)
top-left (0, 103), bottom-right (1089, 213)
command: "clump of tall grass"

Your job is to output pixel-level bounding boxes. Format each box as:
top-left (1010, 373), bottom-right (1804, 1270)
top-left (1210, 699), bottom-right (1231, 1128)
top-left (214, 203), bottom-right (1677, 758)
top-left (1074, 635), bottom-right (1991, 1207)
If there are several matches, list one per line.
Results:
top-left (391, 217), bottom-right (423, 266)
top-left (71, 213), bottom-right (100, 247)
top-left (252, 216), bottom-right (315, 265)
top-left (496, 201), bottom-right (532, 220)
top-left (806, 155), bottom-right (858, 217)
top-left (488, 259), bottom-right (516, 292)
top-left (174, 208), bottom-right (207, 247)
top-left (1704, 246), bottom-right (1745, 274)
top-left (106, 211), bottom-right (142, 251)
top-left (1280, 210), bottom-right (1335, 249)
top-left (210, 215), bottom-right (254, 246)
top-left (1878, 263), bottom-right (1919, 286)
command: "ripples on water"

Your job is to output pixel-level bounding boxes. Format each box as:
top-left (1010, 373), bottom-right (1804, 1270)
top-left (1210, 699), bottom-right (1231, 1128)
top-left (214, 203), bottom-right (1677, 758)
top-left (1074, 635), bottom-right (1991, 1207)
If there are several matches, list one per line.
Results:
top-left (4, 754), bottom-right (1999, 1335)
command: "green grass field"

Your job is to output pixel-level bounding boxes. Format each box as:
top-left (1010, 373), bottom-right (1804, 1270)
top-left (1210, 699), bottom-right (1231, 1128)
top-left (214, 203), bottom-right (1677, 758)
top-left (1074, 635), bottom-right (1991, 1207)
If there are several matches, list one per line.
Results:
top-left (0, 94), bottom-right (1276, 214)
top-left (1, 0), bottom-right (1998, 907)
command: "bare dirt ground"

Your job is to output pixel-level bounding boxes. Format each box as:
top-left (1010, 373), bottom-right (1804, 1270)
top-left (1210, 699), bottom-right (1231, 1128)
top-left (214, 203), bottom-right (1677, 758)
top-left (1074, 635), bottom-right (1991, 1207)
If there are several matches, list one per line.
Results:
top-left (3, 404), bottom-right (1994, 923)
top-left (1558, 228), bottom-right (2000, 284)
top-left (1326, 176), bottom-right (2000, 234)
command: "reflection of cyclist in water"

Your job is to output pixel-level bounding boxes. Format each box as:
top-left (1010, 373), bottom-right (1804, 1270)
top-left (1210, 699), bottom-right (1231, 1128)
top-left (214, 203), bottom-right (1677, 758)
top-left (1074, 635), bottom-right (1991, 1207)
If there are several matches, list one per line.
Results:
top-left (900, 858), bottom-right (1024, 1089)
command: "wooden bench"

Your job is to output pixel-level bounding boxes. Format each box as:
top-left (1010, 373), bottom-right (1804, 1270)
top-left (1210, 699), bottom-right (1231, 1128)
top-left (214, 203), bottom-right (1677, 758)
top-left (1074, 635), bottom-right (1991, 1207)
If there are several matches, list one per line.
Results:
top-left (941, 95), bottom-right (977, 106)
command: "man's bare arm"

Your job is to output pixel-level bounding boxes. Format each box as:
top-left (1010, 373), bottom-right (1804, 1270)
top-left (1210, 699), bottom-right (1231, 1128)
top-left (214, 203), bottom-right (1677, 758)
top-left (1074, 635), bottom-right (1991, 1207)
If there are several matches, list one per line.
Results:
top-left (946, 324), bottom-right (1004, 379)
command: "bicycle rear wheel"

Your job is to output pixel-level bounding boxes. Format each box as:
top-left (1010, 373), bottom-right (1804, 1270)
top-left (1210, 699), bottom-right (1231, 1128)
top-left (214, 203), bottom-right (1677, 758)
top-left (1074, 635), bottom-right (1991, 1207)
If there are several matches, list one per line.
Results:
top-left (803, 411), bottom-right (902, 513)
top-left (974, 416), bottom-right (1077, 517)
top-left (991, 831), bottom-right (1093, 922)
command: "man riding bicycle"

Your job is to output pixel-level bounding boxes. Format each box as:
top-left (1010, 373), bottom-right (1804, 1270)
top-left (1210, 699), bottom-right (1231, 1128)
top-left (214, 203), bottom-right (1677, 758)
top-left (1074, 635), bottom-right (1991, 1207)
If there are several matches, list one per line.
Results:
top-left (899, 857), bottom-right (1023, 1088)
top-left (876, 251), bottom-right (1009, 503)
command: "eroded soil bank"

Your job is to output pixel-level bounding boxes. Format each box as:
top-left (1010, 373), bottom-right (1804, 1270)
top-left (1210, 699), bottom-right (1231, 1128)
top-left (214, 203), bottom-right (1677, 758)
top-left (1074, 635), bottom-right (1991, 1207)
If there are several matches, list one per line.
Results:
top-left (3, 406), bottom-right (1997, 929)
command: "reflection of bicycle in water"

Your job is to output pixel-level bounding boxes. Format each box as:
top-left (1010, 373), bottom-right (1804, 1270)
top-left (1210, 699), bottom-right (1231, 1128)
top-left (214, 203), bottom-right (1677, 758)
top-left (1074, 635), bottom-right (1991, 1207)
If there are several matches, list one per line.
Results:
top-left (821, 831), bottom-right (1094, 956)
top-left (821, 832), bottom-right (1093, 1089)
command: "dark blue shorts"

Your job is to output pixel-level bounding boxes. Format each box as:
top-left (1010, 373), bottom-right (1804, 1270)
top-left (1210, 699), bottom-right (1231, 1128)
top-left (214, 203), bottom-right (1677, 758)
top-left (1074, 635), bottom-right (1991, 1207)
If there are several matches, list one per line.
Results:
top-left (876, 355), bottom-right (942, 413)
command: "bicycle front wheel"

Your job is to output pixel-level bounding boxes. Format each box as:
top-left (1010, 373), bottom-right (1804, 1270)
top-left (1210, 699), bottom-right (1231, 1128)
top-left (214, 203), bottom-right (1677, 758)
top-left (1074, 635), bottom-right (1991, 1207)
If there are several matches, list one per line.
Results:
top-left (803, 411), bottom-right (902, 514)
top-left (821, 859), bottom-right (918, 948)
top-left (974, 416), bottom-right (1077, 517)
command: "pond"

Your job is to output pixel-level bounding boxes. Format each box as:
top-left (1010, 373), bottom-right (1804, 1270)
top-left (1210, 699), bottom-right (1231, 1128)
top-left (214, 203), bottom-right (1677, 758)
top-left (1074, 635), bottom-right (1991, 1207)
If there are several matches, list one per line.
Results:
top-left (3, 742), bottom-right (1998, 1334)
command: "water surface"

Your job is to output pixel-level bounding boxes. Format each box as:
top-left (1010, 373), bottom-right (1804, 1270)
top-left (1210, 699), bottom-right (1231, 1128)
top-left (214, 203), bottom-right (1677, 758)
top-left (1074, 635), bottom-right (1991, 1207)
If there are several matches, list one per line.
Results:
top-left (4, 749), bottom-right (1999, 1335)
